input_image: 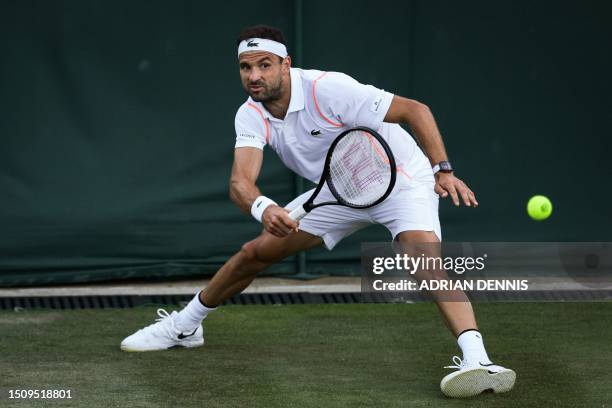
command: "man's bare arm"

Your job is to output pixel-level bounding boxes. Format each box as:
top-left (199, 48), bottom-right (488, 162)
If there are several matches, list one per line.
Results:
top-left (230, 147), bottom-right (298, 236)
top-left (384, 96), bottom-right (449, 166)
top-left (384, 95), bottom-right (478, 207)
top-left (229, 147), bottom-right (264, 213)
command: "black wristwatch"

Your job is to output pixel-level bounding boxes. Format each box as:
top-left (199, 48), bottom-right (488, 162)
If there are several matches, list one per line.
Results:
top-left (432, 161), bottom-right (453, 174)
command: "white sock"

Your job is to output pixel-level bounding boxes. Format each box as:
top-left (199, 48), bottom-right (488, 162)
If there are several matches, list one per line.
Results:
top-left (175, 291), bottom-right (216, 331)
top-left (457, 330), bottom-right (492, 366)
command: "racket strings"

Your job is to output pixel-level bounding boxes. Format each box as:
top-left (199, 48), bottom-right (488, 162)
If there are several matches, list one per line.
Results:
top-left (328, 130), bottom-right (392, 207)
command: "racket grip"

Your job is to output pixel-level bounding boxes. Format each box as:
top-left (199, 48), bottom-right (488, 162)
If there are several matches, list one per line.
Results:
top-left (289, 205), bottom-right (307, 221)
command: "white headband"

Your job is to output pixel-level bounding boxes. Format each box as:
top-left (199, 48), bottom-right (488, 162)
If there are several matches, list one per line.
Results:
top-left (237, 38), bottom-right (288, 58)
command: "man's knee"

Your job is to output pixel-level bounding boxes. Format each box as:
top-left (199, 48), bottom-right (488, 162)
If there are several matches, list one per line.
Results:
top-left (396, 230), bottom-right (440, 246)
top-left (239, 237), bottom-right (282, 265)
top-left (239, 240), bottom-right (263, 263)
top-left (238, 230), bottom-right (321, 267)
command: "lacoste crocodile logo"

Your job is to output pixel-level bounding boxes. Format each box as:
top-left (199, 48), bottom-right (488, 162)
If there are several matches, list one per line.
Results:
top-left (247, 40), bottom-right (259, 47)
top-left (310, 129), bottom-right (321, 136)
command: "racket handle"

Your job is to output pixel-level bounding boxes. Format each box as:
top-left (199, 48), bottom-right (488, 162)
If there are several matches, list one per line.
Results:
top-left (289, 205), bottom-right (308, 221)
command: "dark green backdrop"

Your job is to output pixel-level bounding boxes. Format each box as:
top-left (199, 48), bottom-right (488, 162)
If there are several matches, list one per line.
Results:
top-left (1, 1), bottom-right (610, 286)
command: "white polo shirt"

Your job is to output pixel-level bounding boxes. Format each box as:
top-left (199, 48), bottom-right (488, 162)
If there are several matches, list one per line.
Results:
top-left (234, 68), bottom-right (432, 188)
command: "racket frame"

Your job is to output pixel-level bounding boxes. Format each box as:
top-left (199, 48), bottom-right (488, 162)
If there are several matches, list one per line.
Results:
top-left (301, 126), bottom-right (397, 214)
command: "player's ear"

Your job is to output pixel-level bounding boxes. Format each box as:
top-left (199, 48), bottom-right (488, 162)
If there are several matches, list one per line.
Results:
top-left (282, 55), bottom-right (291, 71)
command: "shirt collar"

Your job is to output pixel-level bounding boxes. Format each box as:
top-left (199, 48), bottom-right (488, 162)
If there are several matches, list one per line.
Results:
top-left (286, 68), bottom-right (305, 114)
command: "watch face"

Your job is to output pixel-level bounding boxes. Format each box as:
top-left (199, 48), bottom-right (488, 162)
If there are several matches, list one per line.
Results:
top-left (439, 161), bottom-right (453, 172)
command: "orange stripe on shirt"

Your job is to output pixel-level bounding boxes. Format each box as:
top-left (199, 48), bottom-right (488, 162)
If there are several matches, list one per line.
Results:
top-left (312, 72), bottom-right (343, 127)
top-left (396, 165), bottom-right (412, 180)
top-left (364, 130), bottom-right (411, 180)
top-left (247, 102), bottom-right (270, 144)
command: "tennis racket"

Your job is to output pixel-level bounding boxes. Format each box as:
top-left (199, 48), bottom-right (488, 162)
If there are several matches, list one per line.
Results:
top-left (289, 126), bottom-right (396, 221)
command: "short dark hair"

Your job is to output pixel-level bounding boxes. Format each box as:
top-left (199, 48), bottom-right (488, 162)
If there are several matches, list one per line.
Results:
top-left (236, 25), bottom-right (288, 50)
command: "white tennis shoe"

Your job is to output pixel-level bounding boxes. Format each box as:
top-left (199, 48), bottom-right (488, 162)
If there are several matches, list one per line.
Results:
top-left (120, 308), bottom-right (204, 352)
top-left (440, 356), bottom-right (516, 398)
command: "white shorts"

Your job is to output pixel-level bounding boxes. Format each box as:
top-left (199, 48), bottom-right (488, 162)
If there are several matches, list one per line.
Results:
top-left (284, 176), bottom-right (441, 250)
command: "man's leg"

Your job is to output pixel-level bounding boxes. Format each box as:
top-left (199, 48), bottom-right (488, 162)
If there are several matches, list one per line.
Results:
top-left (201, 230), bottom-right (323, 306)
top-left (395, 230), bottom-right (477, 336)
top-left (120, 230), bottom-right (322, 352)
top-left (396, 230), bottom-right (515, 398)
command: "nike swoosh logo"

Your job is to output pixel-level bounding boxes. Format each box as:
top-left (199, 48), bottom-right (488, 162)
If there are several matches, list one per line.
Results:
top-left (177, 327), bottom-right (198, 340)
top-left (256, 201), bottom-right (263, 208)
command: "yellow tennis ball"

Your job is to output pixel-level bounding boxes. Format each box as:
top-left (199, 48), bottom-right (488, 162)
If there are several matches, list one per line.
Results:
top-left (527, 195), bottom-right (552, 221)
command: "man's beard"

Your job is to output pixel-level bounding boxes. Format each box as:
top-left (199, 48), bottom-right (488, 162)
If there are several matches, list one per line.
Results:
top-left (246, 78), bottom-right (283, 102)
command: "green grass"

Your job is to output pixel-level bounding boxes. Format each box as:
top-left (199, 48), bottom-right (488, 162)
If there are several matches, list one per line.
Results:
top-left (1, 303), bottom-right (611, 407)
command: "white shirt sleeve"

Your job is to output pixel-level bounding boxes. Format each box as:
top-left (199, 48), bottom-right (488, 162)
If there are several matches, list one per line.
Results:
top-left (316, 72), bottom-right (394, 130)
top-left (234, 103), bottom-right (267, 150)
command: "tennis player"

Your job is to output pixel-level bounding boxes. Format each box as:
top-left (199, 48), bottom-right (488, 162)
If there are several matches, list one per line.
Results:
top-left (121, 25), bottom-right (516, 398)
